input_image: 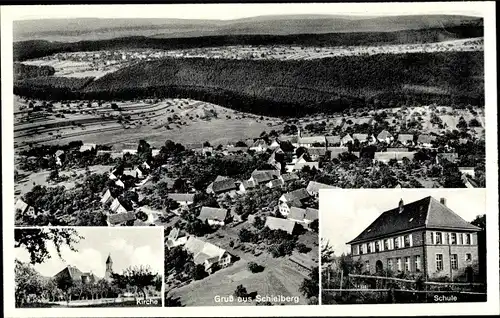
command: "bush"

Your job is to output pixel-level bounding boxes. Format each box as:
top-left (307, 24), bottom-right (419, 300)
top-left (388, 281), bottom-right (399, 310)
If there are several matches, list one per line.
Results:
top-left (247, 262), bottom-right (265, 273)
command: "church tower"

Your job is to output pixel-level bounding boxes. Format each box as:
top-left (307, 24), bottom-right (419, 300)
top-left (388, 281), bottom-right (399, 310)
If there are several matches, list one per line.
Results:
top-left (104, 253), bottom-right (113, 281)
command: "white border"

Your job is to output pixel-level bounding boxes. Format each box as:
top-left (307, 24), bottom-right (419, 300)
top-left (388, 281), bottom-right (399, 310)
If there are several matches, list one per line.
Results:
top-left (2, 2), bottom-right (498, 317)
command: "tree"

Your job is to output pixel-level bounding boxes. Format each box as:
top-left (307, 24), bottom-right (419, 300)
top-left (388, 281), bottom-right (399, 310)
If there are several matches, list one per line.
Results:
top-left (471, 214), bottom-right (486, 230)
top-left (309, 219), bottom-right (319, 233)
top-left (247, 262), bottom-right (265, 273)
top-left (192, 264), bottom-right (208, 280)
top-left (137, 139), bottom-right (152, 156)
top-left (253, 216), bottom-right (265, 230)
top-left (234, 284), bottom-right (248, 298)
top-left (14, 228), bottom-right (83, 264)
top-left (55, 272), bottom-right (74, 303)
top-left (235, 141), bottom-right (247, 147)
top-left (299, 266), bottom-right (319, 300)
top-left (121, 265), bottom-right (158, 300)
top-left (15, 260), bottom-right (44, 307)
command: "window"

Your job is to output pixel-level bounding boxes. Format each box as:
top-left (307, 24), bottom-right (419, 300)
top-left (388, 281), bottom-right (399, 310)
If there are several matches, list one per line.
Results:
top-left (415, 255), bottom-right (421, 272)
top-left (457, 233), bottom-right (462, 245)
top-left (465, 233), bottom-right (472, 245)
top-left (450, 233), bottom-right (457, 245)
top-left (436, 254), bottom-right (443, 271)
top-left (388, 259), bottom-right (393, 271)
top-left (367, 243), bottom-right (372, 253)
top-left (404, 257), bottom-right (411, 272)
top-left (451, 254), bottom-right (458, 270)
top-left (365, 261), bottom-right (370, 272)
top-left (466, 253), bottom-right (472, 262)
top-left (404, 235), bottom-right (411, 247)
top-left (394, 237), bottom-right (400, 249)
top-left (384, 239), bottom-right (390, 250)
top-left (397, 258), bottom-right (402, 271)
top-left (359, 244), bottom-right (364, 255)
top-left (435, 232), bottom-right (442, 245)
top-left (375, 241), bottom-right (380, 252)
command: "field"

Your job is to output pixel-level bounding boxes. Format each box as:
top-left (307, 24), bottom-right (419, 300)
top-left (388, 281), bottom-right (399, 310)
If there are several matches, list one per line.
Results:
top-left (14, 97), bottom-right (283, 151)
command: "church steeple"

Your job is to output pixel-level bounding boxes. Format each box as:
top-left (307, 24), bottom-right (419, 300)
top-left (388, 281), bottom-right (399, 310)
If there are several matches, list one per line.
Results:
top-left (104, 253), bottom-right (113, 281)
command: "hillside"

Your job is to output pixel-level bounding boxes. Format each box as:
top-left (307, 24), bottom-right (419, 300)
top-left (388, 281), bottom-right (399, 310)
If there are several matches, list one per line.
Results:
top-left (14, 14), bottom-right (482, 42)
top-left (14, 51), bottom-right (484, 117)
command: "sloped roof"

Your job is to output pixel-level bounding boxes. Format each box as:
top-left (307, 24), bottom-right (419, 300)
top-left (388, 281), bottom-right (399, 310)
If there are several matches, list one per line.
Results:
top-left (252, 171), bottom-right (276, 184)
top-left (289, 207), bottom-right (307, 221)
top-left (184, 237), bottom-right (227, 264)
top-left (209, 178), bottom-right (237, 193)
top-left (251, 139), bottom-right (268, 147)
top-left (341, 134), bottom-right (354, 143)
top-left (298, 136), bottom-right (326, 144)
top-left (294, 162), bottom-right (319, 171)
top-left (267, 179), bottom-right (285, 188)
top-left (326, 135), bottom-right (341, 144)
top-left (353, 133), bottom-right (369, 141)
top-left (279, 136), bottom-right (298, 143)
top-left (79, 143), bottom-right (96, 152)
top-left (282, 188), bottom-right (310, 202)
top-left (110, 198), bottom-right (133, 213)
top-left (265, 217), bottom-right (296, 234)
top-left (377, 130), bottom-right (393, 140)
top-left (252, 169), bottom-right (280, 177)
top-left (305, 207), bottom-right (319, 221)
top-left (240, 180), bottom-right (256, 189)
top-left (417, 134), bottom-right (436, 144)
top-left (55, 265), bottom-right (84, 280)
top-left (168, 193), bottom-right (195, 202)
top-left (398, 134), bottom-right (414, 143)
top-left (306, 181), bottom-right (338, 194)
top-left (437, 153), bottom-right (459, 162)
top-left (198, 207), bottom-right (228, 222)
top-left (308, 147), bottom-right (327, 157)
top-left (108, 212), bottom-right (136, 225)
top-left (347, 196), bottom-right (481, 244)
top-left (15, 199), bottom-right (29, 213)
top-left (55, 150), bottom-right (65, 157)
top-left (281, 173), bottom-right (299, 182)
top-left (328, 147), bottom-right (349, 159)
top-left (373, 152), bottom-right (415, 161)
top-left (106, 254), bottom-right (113, 264)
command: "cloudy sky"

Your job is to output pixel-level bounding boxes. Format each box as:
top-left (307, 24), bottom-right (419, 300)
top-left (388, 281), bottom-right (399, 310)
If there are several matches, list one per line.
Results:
top-left (320, 188), bottom-right (486, 255)
top-left (15, 227), bottom-right (163, 278)
top-left (8, 3), bottom-right (484, 20)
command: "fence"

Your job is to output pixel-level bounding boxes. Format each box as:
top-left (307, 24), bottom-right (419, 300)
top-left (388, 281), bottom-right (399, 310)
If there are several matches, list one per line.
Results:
top-left (321, 273), bottom-right (486, 304)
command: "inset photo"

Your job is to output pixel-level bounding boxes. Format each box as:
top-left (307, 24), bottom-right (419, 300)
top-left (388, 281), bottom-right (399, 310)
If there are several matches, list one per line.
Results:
top-left (14, 227), bottom-right (164, 308)
top-left (320, 188), bottom-right (486, 304)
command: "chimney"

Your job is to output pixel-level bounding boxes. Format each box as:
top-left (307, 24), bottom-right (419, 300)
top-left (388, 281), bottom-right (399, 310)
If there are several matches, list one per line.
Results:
top-left (398, 199), bottom-right (404, 213)
top-left (440, 198), bottom-right (446, 206)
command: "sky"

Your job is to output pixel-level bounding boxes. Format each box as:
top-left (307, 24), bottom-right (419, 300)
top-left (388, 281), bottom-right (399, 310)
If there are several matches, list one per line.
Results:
top-left (15, 227), bottom-right (164, 278)
top-left (320, 188), bottom-right (486, 255)
top-left (6, 3), bottom-right (484, 21)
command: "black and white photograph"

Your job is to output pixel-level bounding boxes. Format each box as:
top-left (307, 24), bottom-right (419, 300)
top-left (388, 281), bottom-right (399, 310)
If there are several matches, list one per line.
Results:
top-left (2, 1), bottom-right (498, 316)
top-left (320, 189), bottom-right (487, 304)
top-left (14, 227), bottom-right (164, 308)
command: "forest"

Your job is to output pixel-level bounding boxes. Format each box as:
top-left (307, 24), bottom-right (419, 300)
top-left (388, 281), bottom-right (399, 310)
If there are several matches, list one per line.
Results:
top-left (14, 51), bottom-right (484, 117)
top-left (13, 23), bottom-right (483, 61)
top-left (14, 62), bottom-right (55, 79)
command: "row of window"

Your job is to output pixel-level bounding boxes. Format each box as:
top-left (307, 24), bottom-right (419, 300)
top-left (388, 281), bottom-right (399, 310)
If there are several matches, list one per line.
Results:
top-left (432, 232), bottom-right (473, 245)
top-left (365, 253), bottom-right (473, 273)
top-left (354, 234), bottom-right (413, 255)
top-left (436, 253), bottom-right (473, 271)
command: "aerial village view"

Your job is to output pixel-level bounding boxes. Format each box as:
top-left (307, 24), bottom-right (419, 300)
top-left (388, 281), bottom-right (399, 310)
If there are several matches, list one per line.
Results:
top-left (11, 8), bottom-right (486, 307)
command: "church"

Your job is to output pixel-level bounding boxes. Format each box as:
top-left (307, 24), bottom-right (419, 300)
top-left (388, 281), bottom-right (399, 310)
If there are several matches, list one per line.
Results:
top-left (53, 253), bottom-right (114, 284)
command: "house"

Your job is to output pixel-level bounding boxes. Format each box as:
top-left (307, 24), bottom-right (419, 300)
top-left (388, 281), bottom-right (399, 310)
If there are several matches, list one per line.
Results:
top-left (79, 143), bottom-right (96, 153)
top-left (123, 168), bottom-right (137, 178)
top-left (290, 161), bottom-right (319, 172)
top-left (54, 265), bottom-right (98, 284)
top-left (436, 153), bottom-right (459, 164)
top-left (141, 161), bottom-right (152, 170)
top-left (266, 178), bottom-right (285, 189)
top-left (265, 216), bottom-right (297, 234)
top-left (249, 170), bottom-right (278, 185)
top-left (279, 173), bottom-right (299, 183)
top-left (115, 179), bottom-right (126, 188)
top-left (373, 152), bottom-right (416, 164)
top-left (347, 196), bottom-right (481, 279)
top-left (458, 167), bottom-right (476, 179)
top-left (239, 180), bottom-right (257, 193)
top-left (353, 133), bottom-right (369, 143)
top-left (206, 176), bottom-right (238, 195)
top-left (250, 139), bottom-right (268, 153)
top-left (122, 149), bottom-right (138, 155)
top-left (306, 181), bottom-right (338, 197)
top-left (15, 198), bottom-right (35, 216)
top-left (267, 149), bottom-right (284, 171)
top-left (109, 198), bottom-right (133, 214)
top-left (279, 135), bottom-right (299, 148)
top-left (54, 150), bottom-right (65, 166)
top-left (298, 136), bottom-right (326, 148)
top-left (307, 147), bottom-right (327, 161)
top-left (167, 193), bottom-right (195, 206)
top-left (398, 134), bottom-right (414, 146)
top-left (377, 130), bottom-right (394, 143)
top-left (328, 147), bottom-right (349, 160)
top-left (183, 237), bottom-right (232, 273)
top-left (278, 188), bottom-right (311, 216)
top-left (100, 189), bottom-right (116, 205)
top-left (107, 212), bottom-right (136, 226)
top-left (165, 228), bottom-right (189, 249)
top-left (198, 207), bottom-right (228, 226)
top-left (326, 135), bottom-right (341, 147)
top-left (417, 135), bottom-right (436, 148)
top-left (152, 149), bottom-right (161, 157)
top-left (288, 207), bottom-right (319, 224)
top-left (341, 134), bottom-right (354, 146)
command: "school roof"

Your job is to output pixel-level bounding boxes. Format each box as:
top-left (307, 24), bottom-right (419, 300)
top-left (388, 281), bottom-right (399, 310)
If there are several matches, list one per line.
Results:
top-left (347, 196), bottom-right (481, 244)
top-left (198, 207), bottom-right (228, 222)
top-left (108, 212), bottom-right (136, 225)
top-left (306, 181), bottom-right (338, 194)
top-left (168, 193), bottom-right (195, 203)
top-left (265, 216), bottom-right (297, 234)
